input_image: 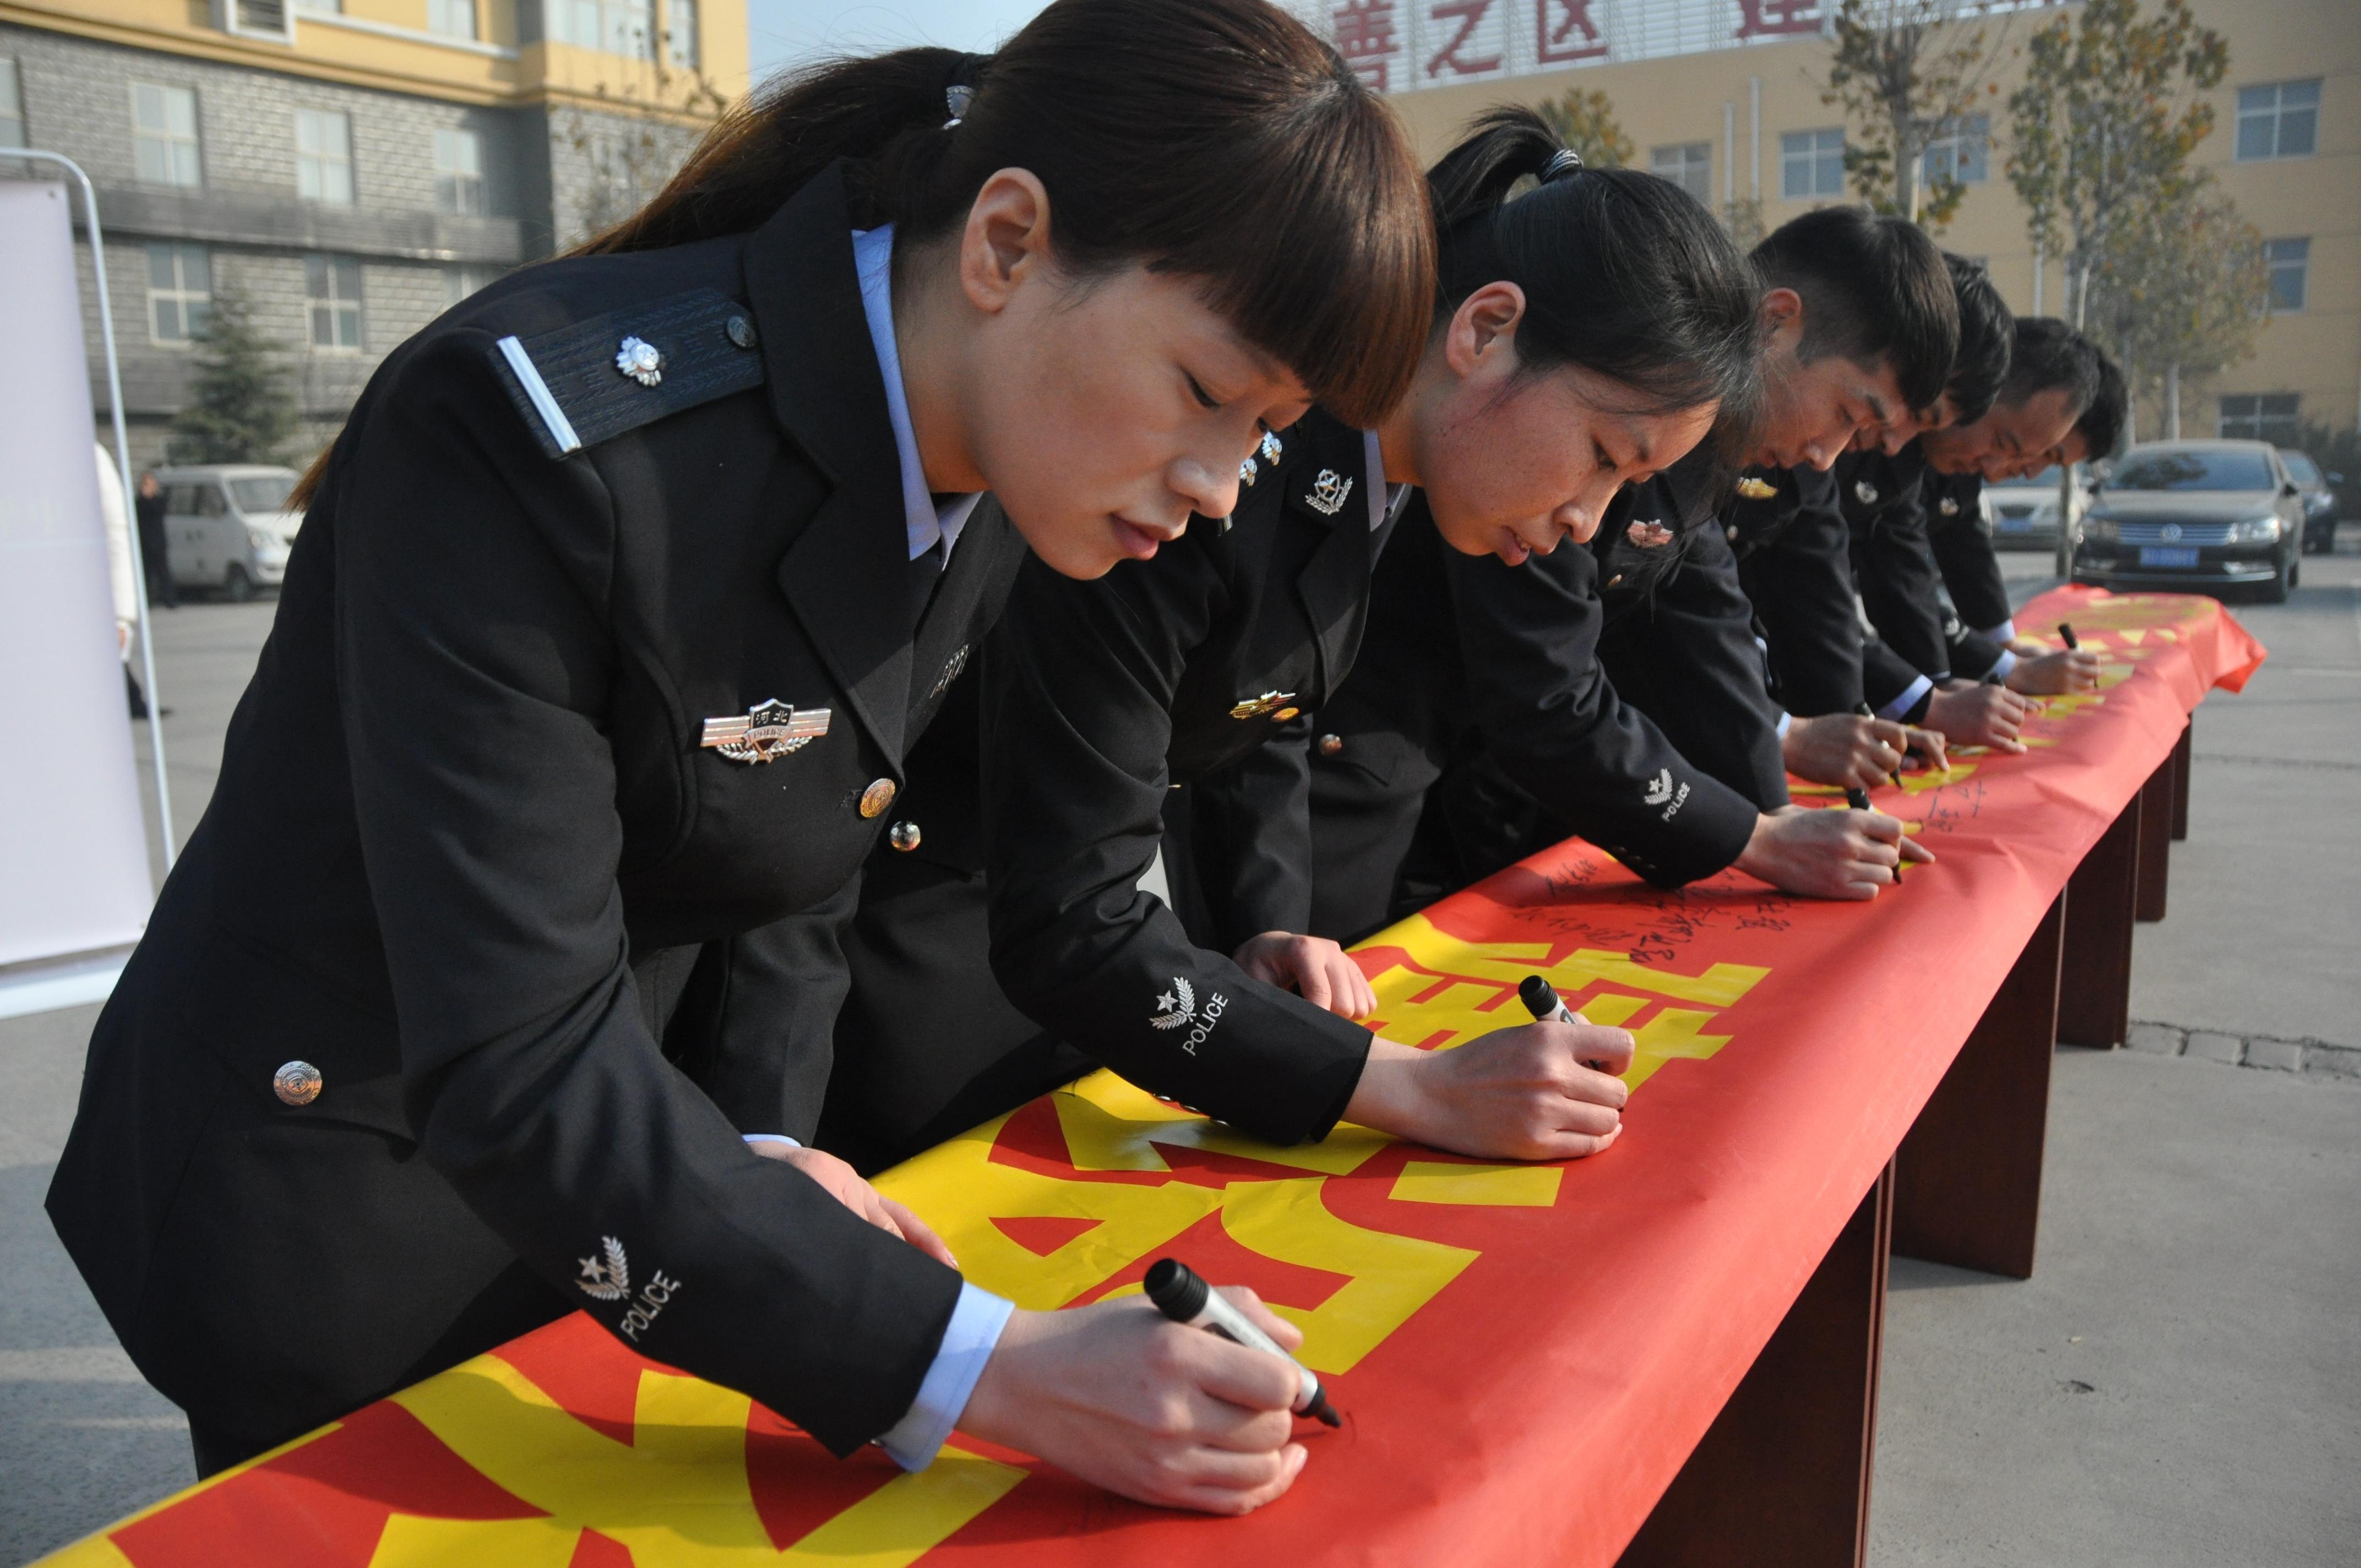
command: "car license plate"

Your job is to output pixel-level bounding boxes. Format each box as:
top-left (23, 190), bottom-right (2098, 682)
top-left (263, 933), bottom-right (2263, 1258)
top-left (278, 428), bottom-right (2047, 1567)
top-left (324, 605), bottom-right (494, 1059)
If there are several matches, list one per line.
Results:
top-left (2140, 546), bottom-right (2199, 568)
top-left (2000, 515), bottom-right (2032, 531)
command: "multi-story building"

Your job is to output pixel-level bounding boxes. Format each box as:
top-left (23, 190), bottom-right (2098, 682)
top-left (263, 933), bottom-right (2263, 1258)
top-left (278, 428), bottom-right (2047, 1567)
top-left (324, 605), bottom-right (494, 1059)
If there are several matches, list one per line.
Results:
top-left (1, 0), bottom-right (746, 467)
top-left (1293, 0), bottom-right (2357, 446)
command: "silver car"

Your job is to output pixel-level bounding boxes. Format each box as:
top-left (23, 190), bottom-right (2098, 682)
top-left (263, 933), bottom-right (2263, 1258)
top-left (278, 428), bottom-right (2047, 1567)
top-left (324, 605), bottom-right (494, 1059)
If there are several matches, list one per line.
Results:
top-left (2072, 440), bottom-right (2306, 605)
top-left (1983, 462), bottom-right (2091, 551)
top-left (156, 464), bottom-right (302, 601)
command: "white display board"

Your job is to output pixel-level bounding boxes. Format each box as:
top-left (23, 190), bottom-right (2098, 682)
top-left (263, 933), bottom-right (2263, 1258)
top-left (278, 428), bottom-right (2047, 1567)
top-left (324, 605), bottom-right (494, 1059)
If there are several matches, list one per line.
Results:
top-left (0, 179), bottom-right (154, 986)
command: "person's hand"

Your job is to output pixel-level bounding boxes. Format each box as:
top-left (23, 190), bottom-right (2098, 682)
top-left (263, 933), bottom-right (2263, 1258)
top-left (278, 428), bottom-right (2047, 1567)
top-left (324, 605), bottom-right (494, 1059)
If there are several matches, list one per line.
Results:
top-left (1781, 712), bottom-right (1910, 791)
top-left (2004, 648), bottom-right (2101, 696)
top-left (750, 1142), bottom-right (956, 1268)
top-left (1234, 932), bottom-right (1374, 1019)
top-left (1924, 680), bottom-right (2030, 753)
top-left (1733, 805), bottom-right (1932, 900)
top-left (1343, 1026), bottom-right (1633, 1162)
top-left (1899, 724), bottom-right (1949, 774)
top-left (959, 1291), bottom-right (1308, 1515)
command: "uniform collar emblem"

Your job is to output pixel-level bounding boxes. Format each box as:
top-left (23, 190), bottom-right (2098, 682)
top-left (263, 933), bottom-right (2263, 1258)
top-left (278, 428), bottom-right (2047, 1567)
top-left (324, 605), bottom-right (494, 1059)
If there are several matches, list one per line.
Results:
top-left (615, 336), bottom-right (664, 387)
top-left (700, 699), bottom-right (831, 763)
top-left (1228, 690), bottom-right (1296, 720)
top-left (1938, 496), bottom-right (1961, 516)
top-left (1304, 469), bottom-right (1353, 516)
top-left (1626, 519), bottom-right (1675, 548)
top-left (1259, 429), bottom-right (1283, 465)
top-left (1736, 476), bottom-right (1778, 500)
top-left (1854, 480), bottom-right (1880, 504)
top-left (1239, 456), bottom-right (1258, 488)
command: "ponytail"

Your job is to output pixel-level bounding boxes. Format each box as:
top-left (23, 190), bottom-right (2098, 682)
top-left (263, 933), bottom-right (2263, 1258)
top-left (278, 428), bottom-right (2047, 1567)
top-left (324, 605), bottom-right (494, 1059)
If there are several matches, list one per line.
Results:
top-left (579, 0), bottom-right (1435, 429)
top-left (1427, 107), bottom-right (1764, 460)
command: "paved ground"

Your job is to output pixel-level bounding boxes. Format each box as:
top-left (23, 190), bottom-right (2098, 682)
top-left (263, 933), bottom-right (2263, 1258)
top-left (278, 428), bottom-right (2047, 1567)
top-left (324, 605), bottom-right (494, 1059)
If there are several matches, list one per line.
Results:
top-left (3, 553), bottom-right (2357, 1562)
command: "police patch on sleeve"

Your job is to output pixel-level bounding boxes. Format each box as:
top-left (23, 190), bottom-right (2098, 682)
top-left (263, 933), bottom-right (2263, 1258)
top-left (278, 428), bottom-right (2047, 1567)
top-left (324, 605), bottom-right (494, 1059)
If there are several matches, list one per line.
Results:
top-left (488, 288), bottom-right (767, 460)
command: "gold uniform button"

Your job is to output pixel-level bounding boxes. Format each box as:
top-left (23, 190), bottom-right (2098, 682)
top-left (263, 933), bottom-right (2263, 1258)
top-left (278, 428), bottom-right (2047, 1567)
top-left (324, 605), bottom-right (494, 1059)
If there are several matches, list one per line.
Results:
top-left (858, 778), bottom-right (897, 818)
top-left (274, 1060), bottom-right (322, 1106)
top-left (1318, 733), bottom-right (1344, 756)
top-left (889, 820), bottom-right (922, 852)
top-left (1272, 706), bottom-right (1300, 722)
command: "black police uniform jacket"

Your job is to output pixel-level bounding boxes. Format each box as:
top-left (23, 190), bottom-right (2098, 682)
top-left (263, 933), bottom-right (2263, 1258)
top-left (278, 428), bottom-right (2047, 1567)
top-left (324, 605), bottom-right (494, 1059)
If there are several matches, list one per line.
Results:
top-left (1925, 471), bottom-right (2014, 677)
top-left (817, 411), bottom-right (1388, 1172)
top-left (45, 165), bottom-right (1024, 1462)
top-left (1728, 461), bottom-right (1868, 718)
top-left (1843, 455), bottom-right (2011, 710)
top-left (1307, 451), bottom-right (1788, 940)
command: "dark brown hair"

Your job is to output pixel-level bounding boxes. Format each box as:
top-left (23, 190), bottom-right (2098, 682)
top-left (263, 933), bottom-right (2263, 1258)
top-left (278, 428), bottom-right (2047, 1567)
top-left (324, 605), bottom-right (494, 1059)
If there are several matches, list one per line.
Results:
top-left (1751, 205), bottom-right (1959, 416)
top-left (582, 0), bottom-right (1433, 428)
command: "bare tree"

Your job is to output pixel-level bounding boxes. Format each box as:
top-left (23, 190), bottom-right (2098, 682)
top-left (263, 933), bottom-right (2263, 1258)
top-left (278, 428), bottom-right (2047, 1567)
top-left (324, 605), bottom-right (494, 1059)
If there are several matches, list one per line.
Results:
top-left (2085, 187), bottom-right (2270, 443)
top-left (1821, 0), bottom-right (2008, 230)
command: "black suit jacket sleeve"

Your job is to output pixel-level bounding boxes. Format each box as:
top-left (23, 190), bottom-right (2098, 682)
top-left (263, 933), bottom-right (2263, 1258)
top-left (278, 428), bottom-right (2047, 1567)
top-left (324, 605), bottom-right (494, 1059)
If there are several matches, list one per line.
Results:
top-left (1853, 483), bottom-right (1953, 679)
top-left (334, 336), bottom-right (957, 1456)
top-left (1444, 532), bottom-right (1759, 889)
top-left (982, 551), bottom-right (1370, 1148)
top-left (1929, 477), bottom-right (2014, 634)
top-left (1741, 473), bottom-right (1866, 717)
top-left (1180, 719), bottom-right (1315, 951)
top-left (1861, 636), bottom-right (1935, 720)
top-left (1605, 524), bottom-right (1791, 811)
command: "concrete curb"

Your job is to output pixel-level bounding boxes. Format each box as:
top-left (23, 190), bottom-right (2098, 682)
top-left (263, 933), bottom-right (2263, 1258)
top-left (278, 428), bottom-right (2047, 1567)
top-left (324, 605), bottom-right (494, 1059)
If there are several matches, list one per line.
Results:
top-left (2124, 1020), bottom-right (2361, 1082)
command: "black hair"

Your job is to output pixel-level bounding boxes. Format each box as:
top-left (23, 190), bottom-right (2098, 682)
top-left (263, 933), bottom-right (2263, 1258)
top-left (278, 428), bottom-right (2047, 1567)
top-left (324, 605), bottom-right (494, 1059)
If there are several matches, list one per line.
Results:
top-left (2074, 340), bottom-right (2128, 460)
top-left (1749, 205), bottom-right (1958, 415)
top-left (1426, 107), bottom-right (1764, 462)
top-left (576, 0), bottom-right (1434, 428)
top-left (1943, 253), bottom-right (2014, 426)
top-left (1995, 315), bottom-right (2102, 422)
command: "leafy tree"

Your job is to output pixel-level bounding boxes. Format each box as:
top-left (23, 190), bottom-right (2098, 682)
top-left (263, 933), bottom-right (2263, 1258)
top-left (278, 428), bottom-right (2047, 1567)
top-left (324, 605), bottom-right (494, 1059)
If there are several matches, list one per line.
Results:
top-left (1537, 86), bottom-right (1632, 170)
top-left (2005, 0), bottom-right (2228, 329)
top-left (167, 283), bottom-right (297, 465)
top-left (2084, 188), bottom-right (2268, 442)
top-left (1821, 0), bottom-right (2006, 230)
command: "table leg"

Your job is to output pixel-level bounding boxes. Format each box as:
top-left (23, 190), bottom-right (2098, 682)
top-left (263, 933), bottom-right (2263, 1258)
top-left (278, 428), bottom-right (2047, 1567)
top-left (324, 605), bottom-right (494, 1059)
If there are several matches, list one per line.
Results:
top-left (1893, 894), bottom-right (2065, 1279)
top-left (1618, 1164), bottom-right (1894, 1568)
top-left (2058, 796), bottom-right (2140, 1049)
top-left (2170, 718), bottom-right (2191, 842)
top-left (2136, 758), bottom-right (2173, 923)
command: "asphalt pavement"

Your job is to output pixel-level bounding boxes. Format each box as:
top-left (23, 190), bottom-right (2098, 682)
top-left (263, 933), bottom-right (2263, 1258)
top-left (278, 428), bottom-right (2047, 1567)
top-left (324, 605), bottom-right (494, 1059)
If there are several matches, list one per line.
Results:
top-left (3, 558), bottom-right (2357, 1564)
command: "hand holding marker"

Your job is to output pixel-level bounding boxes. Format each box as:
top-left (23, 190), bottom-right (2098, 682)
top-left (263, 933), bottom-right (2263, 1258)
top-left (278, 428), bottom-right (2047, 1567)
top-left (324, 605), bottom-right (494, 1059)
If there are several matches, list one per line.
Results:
top-left (2057, 622), bottom-right (2079, 650)
top-left (1520, 975), bottom-right (1622, 1073)
top-left (1145, 1258), bottom-right (1341, 1427)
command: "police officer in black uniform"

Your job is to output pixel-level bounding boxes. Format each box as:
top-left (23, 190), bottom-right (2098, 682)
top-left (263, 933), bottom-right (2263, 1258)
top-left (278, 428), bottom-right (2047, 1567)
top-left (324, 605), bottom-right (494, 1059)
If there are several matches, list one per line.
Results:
top-left (45, 4), bottom-right (1441, 1517)
top-left (1310, 205), bottom-right (1960, 935)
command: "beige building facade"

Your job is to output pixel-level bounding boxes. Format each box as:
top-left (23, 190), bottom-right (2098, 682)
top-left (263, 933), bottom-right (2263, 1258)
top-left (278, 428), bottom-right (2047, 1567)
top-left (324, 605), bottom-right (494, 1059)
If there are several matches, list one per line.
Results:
top-left (1298, 0), bottom-right (2358, 445)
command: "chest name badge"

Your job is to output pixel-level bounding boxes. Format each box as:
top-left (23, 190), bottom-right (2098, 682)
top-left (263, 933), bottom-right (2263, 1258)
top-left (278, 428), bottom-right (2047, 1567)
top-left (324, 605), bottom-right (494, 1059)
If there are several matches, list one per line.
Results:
top-left (701, 699), bottom-right (831, 764)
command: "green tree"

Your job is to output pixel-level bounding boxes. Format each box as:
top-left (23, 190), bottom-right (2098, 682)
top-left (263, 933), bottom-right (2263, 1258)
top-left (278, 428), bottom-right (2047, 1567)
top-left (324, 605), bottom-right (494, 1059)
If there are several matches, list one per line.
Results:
top-left (1536, 86), bottom-right (1632, 170)
top-left (167, 284), bottom-right (298, 465)
top-left (2085, 188), bottom-right (2268, 441)
top-left (2005, 0), bottom-right (2228, 330)
top-left (1821, 0), bottom-right (2006, 230)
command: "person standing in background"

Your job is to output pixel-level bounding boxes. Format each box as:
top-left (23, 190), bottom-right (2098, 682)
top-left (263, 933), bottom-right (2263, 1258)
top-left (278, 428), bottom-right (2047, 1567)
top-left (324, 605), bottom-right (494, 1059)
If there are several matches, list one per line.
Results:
top-left (134, 470), bottom-right (176, 609)
top-left (94, 445), bottom-right (150, 719)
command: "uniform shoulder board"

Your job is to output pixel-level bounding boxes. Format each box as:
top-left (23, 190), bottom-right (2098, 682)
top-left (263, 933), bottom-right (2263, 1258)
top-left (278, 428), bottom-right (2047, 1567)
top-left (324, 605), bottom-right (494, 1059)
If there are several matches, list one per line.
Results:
top-left (486, 288), bottom-right (766, 460)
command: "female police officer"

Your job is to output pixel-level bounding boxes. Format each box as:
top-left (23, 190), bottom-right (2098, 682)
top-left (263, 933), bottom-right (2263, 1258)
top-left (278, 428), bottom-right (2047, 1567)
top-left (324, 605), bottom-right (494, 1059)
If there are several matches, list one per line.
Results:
top-left (818, 109), bottom-right (1764, 1177)
top-left (46, 0), bottom-right (1433, 1516)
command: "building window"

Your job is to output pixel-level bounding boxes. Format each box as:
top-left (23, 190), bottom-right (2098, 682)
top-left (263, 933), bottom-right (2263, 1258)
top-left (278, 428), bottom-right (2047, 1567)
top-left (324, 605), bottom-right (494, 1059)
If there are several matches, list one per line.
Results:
top-left (428, 0), bottom-right (476, 40)
top-left (0, 59), bottom-right (24, 149)
top-left (146, 242), bottom-right (213, 345)
top-left (1921, 113), bottom-right (1988, 186)
top-left (434, 127), bottom-right (485, 215)
top-left (132, 82), bottom-right (202, 188)
top-left (1781, 128), bottom-right (1844, 199)
top-left (445, 265), bottom-right (498, 307)
top-left (2264, 238), bottom-right (2309, 313)
top-left (1651, 142), bottom-right (1712, 206)
top-left (666, 0), bottom-right (697, 68)
top-left (306, 254), bottom-right (362, 350)
top-left (551, 0), bottom-right (654, 59)
top-left (296, 108), bottom-right (353, 203)
top-left (2218, 394), bottom-right (2300, 445)
top-left (2235, 80), bottom-right (2319, 161)
top-left (294, 0), bottom-right (342, 12)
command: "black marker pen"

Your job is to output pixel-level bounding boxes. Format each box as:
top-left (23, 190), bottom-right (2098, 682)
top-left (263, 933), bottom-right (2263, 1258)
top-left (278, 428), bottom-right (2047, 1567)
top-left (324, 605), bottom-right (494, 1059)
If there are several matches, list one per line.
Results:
top-left (2057, 622), bottom-right (2080, 650)
top-left (1145, 1259), bottom-right (1340, 1427)
top-left (1520, 975), bottom-right (1618, 1072)
top-left (1843, 786), bottom-right (1903, 880)
top-left (1854, 701), bottom-right (1902, 786)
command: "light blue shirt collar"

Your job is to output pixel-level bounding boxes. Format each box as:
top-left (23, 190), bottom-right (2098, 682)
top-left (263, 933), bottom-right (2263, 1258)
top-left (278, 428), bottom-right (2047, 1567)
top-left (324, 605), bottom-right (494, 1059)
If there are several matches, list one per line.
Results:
top-left (1362, 428), bottom-right (1410, 533)
top-left (852, 224), bottom-right (981, 567)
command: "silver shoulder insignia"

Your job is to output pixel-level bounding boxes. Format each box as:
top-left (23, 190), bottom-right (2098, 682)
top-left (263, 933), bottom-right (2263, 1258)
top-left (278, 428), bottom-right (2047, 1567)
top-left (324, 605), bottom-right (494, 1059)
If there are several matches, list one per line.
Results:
top-left (616, 336), bottom-right (664, 386)
top-left (1304, 469), bottom-right (1353, 516)
top-left (701, 699), bottom-right (831, 763)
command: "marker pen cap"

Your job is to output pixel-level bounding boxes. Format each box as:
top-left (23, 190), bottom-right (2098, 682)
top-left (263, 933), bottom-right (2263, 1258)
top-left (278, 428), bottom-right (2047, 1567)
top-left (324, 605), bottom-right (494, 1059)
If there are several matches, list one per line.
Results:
top-left (1517, 974), bottom-right (1565, 1021)
top-left (1144, 1257), bottom-right (1210, 1322)
top-left (1845, 787), bottom-right (1872, 811)
top-left (2057, 621), bottom-right (2079, 650)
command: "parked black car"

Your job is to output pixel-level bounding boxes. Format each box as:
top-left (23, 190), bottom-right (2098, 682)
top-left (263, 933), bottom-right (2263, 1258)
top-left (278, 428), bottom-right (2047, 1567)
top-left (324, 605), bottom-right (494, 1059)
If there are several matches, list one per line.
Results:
top-left (2072, 440), bottom-right (2306, 604)
top-left (2278, 449), bottom-right (2342, 554)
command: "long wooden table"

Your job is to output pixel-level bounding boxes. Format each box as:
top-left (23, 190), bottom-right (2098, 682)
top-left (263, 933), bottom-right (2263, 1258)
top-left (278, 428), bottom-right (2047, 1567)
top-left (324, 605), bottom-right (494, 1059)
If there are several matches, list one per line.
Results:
top-left (40, 589), bottom-right (2264, 1568)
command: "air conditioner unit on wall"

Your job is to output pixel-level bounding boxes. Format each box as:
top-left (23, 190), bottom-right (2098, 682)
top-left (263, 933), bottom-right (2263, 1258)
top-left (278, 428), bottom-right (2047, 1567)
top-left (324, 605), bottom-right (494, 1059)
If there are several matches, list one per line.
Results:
top-left (211, 0), bottom-right (295, 45)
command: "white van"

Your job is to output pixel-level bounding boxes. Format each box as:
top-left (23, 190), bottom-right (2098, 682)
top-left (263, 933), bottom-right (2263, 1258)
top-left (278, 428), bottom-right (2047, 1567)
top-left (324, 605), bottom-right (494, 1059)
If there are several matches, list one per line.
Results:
top-left (156, 464), bottom-right (303, 600)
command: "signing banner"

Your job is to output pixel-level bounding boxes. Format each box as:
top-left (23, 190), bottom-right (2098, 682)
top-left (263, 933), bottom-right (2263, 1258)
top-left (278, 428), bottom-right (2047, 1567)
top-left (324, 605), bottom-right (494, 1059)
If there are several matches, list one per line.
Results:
top-left (41, 589), bottom-right (2262, 1568)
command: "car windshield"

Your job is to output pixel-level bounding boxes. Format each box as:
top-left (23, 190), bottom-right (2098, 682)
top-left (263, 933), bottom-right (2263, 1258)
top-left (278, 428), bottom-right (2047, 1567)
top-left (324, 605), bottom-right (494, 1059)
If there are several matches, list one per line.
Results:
top-left (1993, 466), bottom-right (2068, 490)
top-left (2109, 449), bottom-right (2274, 492)
top-left (2280, 453), bottom-right (2322, 486)
top-left (228, 473), bottom-right (298, 514)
